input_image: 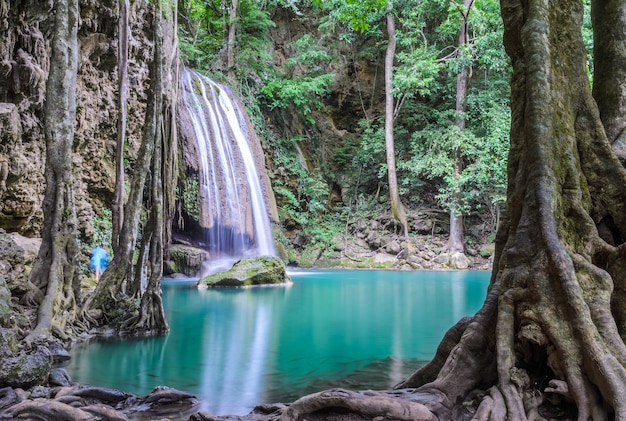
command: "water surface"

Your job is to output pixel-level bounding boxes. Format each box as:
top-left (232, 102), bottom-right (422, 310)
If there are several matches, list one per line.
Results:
top-left (68, 269), bottom-right (489, 415)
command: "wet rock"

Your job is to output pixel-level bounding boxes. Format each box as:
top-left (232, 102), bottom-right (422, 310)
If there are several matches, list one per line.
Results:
top-left (29, 386), bottom-right (49, 399)
top-left (48, 368), bottom-right (71, 387)
top-left (355, 238), bottom-right (370, 250)
top-left (399, 241), bottom-right (416, 260)
top-left (198, 256), bottom-right (291, 287)
top-left (70, 385), bottom-right (132, 405)
top-left (0, 387), bottom-right (17, 410)
top-left (365, 231), bottom-right (381, 249)
top-left (408, 261), bottom-right (423, 270)
top-left (169, 244), bottom-right (207, 276)
top-left (332, 235), bottom-right (345, 252)
top-left (47, 339), bottom-right (71, 365)
top-left (417, 251), bottom-right (431, 261)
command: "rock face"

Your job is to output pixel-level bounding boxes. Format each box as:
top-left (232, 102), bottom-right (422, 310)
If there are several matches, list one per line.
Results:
top-left (198, 256), bottom-right (291, 288)
top-left (0, 0), bottom-right (154, 239)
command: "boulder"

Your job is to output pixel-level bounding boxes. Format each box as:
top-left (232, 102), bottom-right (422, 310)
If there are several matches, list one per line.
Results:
top-left (0, 344), bottom-right (52, 389)
top-left (385, 240), bottom-right (402, 255)
top-left (434, 253), bottom-right (450, 265)
top-left (373, 253), bottom-right (397, 265)
top-left (198, 256), bottom-right (291, 288)
top-left (449, 251), bottom-right (470, 269)
top-left (168, 245), bottom-right (207, 276)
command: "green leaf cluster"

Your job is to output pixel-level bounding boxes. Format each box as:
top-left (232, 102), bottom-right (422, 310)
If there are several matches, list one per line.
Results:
top-left (260, 34), bottom-right (335, 124)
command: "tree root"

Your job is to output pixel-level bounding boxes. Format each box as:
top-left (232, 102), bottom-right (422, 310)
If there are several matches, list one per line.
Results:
top-left (279, 388), bottom-right (437, 421)
top-left (1, 398), bottom-right (93, 420)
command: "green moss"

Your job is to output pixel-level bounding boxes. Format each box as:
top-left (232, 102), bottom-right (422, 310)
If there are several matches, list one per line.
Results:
top-left (199, 256), bottom-right (291, 287)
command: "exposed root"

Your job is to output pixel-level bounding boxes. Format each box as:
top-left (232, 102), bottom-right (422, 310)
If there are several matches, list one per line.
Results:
top-left (1, 399), bottom-right (93, 420)
top-left (279, 388), bottom-right (437, 421)
top-left (544, 380), bottom-right (572, 402)
top-left (496, 287), bottom-right (528, 420)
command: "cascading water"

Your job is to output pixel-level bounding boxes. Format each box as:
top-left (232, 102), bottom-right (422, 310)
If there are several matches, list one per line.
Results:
top-left (181, 69), bottom-right (275, 273)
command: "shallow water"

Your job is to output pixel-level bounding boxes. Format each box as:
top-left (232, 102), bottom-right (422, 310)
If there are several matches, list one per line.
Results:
top-left (67, 269), bottom-right (489, 415)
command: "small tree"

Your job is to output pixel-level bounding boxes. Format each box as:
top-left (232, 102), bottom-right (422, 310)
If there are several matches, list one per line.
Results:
top-left (384, 1), bottom-right (409, 236)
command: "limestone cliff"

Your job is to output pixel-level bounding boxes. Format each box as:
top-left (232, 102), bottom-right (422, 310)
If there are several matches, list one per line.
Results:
top-left (0, 0), bottom-right (154, 241)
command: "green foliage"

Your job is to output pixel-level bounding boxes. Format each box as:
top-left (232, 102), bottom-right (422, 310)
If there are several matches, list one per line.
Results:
top-left (177, 0), bottom-right (226, 72)
top-left (178, 176), bottom-right (201, 221)
top-left (177, 0), bottom-right (275, 76)
top-left (325, 0), bottom-right (386, 33)
top-left (261, 75), bottom-right (334, 124)
top-left (260, 34), bottom-right (335, 124)
top-left (91, 208), bottom-right (113, 248)
top-left (267, 132), bottom-right (346, 253)
top-left (176, 0), bottom-right (514, 256)
top-left (399, 91), bottom-right (510, 216)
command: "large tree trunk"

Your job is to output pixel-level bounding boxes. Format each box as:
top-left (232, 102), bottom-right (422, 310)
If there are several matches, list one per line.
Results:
top-left (280, 0), bottom-right (626, 418)
top-left (25, 0), bottom-right (80, 343)
top-left (384, 2), bottom-right (408, 237)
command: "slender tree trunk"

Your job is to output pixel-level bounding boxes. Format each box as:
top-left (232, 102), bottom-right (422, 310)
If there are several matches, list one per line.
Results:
top-left (447, 0), bottom-right (473, 254)
top-left (592, 0), bottom-right (626, 162)
top-left (84, 5), bottom-right (161, 326)
top-left (384, 2), bottom-right (408, 237)
top-left (227, 0), bottom-right (238, 80)
top-left (163, 1), bottom-right (179, 262)
top-left (26, 0), bottom-right (79, 342)
top-left (112, 0), bottom-right (130, 250)
top-left (129, 0), bottom-right (168, 333)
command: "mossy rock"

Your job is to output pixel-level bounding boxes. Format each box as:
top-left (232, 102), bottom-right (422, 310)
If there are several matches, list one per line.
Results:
top-left (0, 343), bottom-right (52, 389)
top-left (0, 276), bottom-right (11, 326)
top-left (169, 245), bottom-right (206, 276)
top-left (198, 256), bottom-right (291, 288)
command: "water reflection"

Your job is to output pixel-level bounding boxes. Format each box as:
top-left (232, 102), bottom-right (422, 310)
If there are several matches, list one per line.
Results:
top-left (68, 270), bottom-right (489, 415)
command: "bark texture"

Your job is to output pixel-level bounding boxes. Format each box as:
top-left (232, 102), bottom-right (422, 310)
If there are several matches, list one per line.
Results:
top-left (277, 0), bottom-right (626, 418)
top-left (112, 0), bottom-right (130, 250)
top-left (84, 3), bottom-right (171, 335)
top-left (129, 0), bottom-right (168, 334)
top-left (25, 0), bottom-right (80, 342)
top-left (592, 0), bottom-right (626, 161)
top-left (448, 0), bottom-right (474, 254)
top-left (384, 4), bottom-right (409, 237)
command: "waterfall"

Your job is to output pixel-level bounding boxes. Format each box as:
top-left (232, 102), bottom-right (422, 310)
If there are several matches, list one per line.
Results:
top-left (180, 69), bottom-right (275, 269)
